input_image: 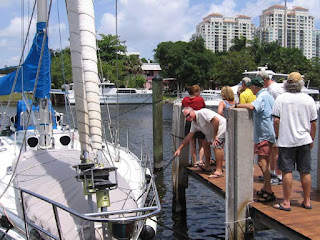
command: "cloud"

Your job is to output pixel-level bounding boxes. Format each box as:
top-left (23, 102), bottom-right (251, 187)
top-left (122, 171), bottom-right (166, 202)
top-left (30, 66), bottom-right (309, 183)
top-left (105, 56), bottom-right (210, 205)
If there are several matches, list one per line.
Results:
top-left (98, 0), bottom-right (203, 59)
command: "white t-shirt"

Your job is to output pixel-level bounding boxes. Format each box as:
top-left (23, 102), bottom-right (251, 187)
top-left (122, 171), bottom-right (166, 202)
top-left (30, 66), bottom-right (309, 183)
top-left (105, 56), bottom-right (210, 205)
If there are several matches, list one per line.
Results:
top-left (190, 108), bottom-right (226, 143)
top-left (272, 92), bottom-right (317, 147)
top-left (267, 82), bottom-right (284, 100)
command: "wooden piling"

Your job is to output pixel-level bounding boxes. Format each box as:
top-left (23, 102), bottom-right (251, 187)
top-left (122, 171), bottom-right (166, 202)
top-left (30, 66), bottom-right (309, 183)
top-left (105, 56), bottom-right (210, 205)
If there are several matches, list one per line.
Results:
top-left (152, 74), bottom-right (163, 170)
top-left (172, 103), bottom-right (188, 212)
top-left (226, 108), bottom-right (254, 240)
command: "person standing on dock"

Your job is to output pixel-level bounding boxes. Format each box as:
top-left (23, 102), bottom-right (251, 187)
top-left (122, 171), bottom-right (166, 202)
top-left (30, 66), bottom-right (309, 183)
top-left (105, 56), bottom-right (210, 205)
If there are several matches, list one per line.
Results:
top-left (182, 85), bottom-right (206, 167)
top-left (231, 78), bottom-right (276, 203)
top-left (272, 72), bottom-right (317, 211)
top-left (239, 77), bottom-right (256, 104)
top-left (259, 71), bottom-right (284, 185)
top-left (174, 107), bottom-right (226, 178)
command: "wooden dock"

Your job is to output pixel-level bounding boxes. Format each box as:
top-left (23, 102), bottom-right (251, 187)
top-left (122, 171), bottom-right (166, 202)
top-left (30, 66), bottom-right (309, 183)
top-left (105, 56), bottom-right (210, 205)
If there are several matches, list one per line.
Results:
top-left (185, 165), bottom-right (320, 240)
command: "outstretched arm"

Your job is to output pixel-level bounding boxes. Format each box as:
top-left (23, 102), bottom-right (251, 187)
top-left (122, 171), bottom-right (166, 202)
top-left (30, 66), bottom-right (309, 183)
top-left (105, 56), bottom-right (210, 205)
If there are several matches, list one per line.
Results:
top-left (174, 132), bottom-right (195, 156)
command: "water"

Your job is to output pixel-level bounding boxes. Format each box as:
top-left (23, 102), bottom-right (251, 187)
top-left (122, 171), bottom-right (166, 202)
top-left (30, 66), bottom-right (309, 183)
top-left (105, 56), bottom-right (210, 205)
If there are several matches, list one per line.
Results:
top-left (3, 103), bottom-right (318, 239)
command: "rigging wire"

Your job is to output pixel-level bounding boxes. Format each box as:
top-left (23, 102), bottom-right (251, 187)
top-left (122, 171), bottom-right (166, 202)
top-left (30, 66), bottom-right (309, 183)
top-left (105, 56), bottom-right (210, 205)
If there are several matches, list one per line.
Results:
top-left (0, 1), bottom-right (37, 130)
top-left (0, 0), bottom-right (54, 200)
top-left (56, 0), bottom-right (74, 128)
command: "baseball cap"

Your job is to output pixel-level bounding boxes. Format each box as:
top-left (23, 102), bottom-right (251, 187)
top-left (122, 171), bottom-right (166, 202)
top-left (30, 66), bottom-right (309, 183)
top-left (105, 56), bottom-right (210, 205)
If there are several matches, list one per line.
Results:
top-left (287, 72), bottom-right (302, 83)
top-left (242, 77), bottom-right (251, 87)
top-left (257, 71), bottom-right (269, 79)
top-left (249, 78), bottom-right (264, 87)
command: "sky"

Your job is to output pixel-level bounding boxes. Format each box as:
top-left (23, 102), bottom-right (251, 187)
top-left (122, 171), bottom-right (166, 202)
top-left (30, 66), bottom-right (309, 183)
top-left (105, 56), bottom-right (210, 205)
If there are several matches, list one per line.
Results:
top-left (0, 0), bottom-right (320, 68)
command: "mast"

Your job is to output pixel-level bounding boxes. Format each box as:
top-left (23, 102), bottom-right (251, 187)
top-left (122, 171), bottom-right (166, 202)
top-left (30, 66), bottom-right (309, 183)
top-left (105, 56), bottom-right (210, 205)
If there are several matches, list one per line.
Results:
top-left (37, 0), bottom-right (52, 148)
top-left (284, 0), bottom-right (287, 48)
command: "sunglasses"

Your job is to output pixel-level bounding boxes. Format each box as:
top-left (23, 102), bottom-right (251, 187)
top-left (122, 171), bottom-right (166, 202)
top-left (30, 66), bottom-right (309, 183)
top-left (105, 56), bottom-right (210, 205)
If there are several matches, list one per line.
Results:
top-left (186, 111), bottom-right (192, 118)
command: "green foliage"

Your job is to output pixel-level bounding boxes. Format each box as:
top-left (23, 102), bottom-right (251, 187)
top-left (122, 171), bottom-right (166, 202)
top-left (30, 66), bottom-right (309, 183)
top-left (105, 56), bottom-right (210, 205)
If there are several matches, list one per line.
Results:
top-left (50, 34), bottom-right (146, 89)
top-left (154, 38), bottom-right (216, 88)
top-left (50, 48), bottom-right (72, 89)
top-left (98, 34), bottom-right (127, 62)
top-left (213, 50), bottom-right (257, 86)
top-left (126, 75), bottom-right (146, 88)
top-left (49, 34), bottom-right (320, 90)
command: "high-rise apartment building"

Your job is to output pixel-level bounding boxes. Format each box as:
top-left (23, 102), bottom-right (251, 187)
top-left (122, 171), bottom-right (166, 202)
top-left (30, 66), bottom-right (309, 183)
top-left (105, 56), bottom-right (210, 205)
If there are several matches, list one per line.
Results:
top-left (192, 13), bottom-right (255, 52)
top-left (257, 5), bottom-right (317, 59)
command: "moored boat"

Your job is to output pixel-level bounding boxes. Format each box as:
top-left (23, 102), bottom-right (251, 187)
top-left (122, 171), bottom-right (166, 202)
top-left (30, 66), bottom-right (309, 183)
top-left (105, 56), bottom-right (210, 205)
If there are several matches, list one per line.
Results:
top-left (66, 81), bottom-right (153, 105)
top-left (0, 0), bottom-right (160, 239)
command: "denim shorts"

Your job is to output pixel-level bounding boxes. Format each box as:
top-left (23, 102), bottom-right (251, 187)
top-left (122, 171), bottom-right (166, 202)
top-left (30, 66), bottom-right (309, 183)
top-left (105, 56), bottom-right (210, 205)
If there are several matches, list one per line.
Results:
top-left (278, 144), bottom-right (311, 173)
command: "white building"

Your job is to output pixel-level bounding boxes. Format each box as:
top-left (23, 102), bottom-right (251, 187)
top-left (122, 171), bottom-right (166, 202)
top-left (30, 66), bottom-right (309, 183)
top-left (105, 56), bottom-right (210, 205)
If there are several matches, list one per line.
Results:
top-left (192, 13), bottom-right (255, 52)
top-left (256, 5), bottom-right (318, 59)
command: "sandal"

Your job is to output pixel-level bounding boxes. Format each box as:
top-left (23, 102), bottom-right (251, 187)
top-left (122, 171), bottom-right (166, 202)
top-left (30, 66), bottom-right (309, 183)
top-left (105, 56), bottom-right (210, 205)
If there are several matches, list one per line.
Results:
top-left (257, 191), bottom-right (276, 203)
top-left (197, 161), bottom-right (204, 166)
top-left (256, 188), bottom-right (267, 197)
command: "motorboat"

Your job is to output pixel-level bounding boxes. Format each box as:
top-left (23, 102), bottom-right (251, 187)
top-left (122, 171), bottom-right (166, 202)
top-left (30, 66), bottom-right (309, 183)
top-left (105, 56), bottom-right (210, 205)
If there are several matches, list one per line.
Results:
top-left (66, 81), bottom-right (153, 105)
top-left (243, 66), bottom-right (320, 108)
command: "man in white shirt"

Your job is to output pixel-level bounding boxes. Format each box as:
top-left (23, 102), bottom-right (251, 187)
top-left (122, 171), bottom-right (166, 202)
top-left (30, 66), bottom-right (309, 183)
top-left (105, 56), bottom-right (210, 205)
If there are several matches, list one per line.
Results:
top-left (272, 72), bottom-right (317, 211)
top-left (259, 71), bottom-right (284, 185)
top-left (174, 107), bottom-right (226, 178)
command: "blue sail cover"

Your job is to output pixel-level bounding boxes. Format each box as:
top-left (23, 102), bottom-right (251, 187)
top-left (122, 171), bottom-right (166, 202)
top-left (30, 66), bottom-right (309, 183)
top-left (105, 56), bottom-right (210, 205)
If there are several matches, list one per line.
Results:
top-left (0, 22), bottom-right (51, 98)
top-left (15, 100), bottom-right (57, 130)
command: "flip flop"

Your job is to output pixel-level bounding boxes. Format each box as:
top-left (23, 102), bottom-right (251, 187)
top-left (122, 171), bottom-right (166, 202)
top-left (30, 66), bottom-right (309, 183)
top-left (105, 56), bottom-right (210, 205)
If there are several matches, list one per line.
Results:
top-left (208, 173), bottom-right (223, 178)
top-left (273, 203), bottom-right (291, 211)
top-left (302, 203), bottom-right (312, 209)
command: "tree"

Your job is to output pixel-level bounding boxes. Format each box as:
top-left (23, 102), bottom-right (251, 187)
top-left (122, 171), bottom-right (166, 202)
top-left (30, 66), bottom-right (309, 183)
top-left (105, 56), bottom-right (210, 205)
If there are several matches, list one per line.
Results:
top-left (50, 48), bottom-right (72, 89)
top-left (97, 34), bottom-right (127, 63)
top-left (154, 38), bottom-right (215, 88)
top-left (213, 50), bottom-right (257, 86)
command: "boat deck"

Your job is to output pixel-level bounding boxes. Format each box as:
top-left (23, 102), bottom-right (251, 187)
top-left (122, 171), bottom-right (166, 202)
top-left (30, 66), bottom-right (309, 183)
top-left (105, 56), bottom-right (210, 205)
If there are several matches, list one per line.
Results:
top-left (186, 165), bottom-right (320, 240)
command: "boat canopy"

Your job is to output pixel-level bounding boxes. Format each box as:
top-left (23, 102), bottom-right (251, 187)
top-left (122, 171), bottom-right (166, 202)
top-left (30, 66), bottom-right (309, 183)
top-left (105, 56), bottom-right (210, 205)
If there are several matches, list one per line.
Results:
top-left (0, 22), bottom-right (51, 98)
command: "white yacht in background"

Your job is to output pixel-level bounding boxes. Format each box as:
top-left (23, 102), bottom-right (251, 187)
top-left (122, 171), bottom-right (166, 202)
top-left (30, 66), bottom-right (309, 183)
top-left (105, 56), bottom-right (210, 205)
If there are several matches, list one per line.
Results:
top-left (180, 89), bottom-right (222, 107)
top-left (243, 66), bottom-right (320, 108)
top-left (67, 81), bottom-right (153, 105)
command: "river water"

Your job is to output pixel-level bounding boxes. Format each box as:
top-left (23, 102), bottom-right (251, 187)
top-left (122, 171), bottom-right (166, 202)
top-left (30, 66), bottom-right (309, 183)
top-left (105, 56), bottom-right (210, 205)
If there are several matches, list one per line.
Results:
top-left (4, 102), bottom-right (318, 239)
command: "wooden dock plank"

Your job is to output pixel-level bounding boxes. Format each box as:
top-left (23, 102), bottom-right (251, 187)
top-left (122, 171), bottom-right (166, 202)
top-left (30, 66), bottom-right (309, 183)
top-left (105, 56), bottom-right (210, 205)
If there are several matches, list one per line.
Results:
top-left (186, 165), bottom-right (320, 240)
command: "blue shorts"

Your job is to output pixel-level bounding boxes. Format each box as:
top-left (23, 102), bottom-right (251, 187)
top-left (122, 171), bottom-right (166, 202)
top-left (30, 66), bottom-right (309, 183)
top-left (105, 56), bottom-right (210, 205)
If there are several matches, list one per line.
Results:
top-left (278, 144), bottom-right (311, 173)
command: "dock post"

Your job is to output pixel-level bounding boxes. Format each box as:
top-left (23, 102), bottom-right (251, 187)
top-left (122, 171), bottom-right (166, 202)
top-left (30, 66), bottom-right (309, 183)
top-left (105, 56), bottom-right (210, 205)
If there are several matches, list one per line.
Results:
top-left (152, 74), bottom-right (164, 170)
top-left (172, 103), bottom-right (188, 212)
top-left (226, 108), bottom-right (254, 239)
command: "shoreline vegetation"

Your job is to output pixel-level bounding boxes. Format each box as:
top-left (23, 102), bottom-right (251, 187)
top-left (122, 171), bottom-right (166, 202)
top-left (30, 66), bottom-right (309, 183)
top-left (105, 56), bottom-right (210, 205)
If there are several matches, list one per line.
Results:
top-left (0, 93), bottom-right (178, 104)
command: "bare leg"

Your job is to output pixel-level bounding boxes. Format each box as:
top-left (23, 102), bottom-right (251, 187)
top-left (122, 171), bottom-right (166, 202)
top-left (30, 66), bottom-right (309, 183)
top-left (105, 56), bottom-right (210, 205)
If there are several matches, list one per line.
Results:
top-left (198, 138), bottom-right (204, 165)
top-left (300, 172), bottom-right (312, 208)
top-left (270, 146), bottom-right (282, 177)
top-left (281, 172), bottom-right (293, 208)
top-left (203, 140), bottom-right (211, 170)
top-left (213, 147), bottom-right (224, 175)
top-left (258, 155), bottom-right (272, 193)
top-left (190, 138), bottom-right (197, 165)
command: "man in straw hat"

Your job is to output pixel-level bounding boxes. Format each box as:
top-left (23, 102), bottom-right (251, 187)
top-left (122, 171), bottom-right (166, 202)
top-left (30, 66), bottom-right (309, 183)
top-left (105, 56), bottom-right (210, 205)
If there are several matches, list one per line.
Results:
top-left (272, 72), bottom-right (317, 211)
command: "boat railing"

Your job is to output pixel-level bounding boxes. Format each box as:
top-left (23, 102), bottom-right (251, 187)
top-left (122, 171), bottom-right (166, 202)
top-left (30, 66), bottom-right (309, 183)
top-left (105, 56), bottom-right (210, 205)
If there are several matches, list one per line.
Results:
top-left (104, 124), bottom-right (153, 170)
top-left (19, 176), bottom-right (161, 239)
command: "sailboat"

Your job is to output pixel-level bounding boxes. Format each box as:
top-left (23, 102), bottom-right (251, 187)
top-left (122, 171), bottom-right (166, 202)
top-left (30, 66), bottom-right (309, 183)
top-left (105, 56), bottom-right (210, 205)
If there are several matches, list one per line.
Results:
top-left (0, 0), bottom-right (160, 239)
